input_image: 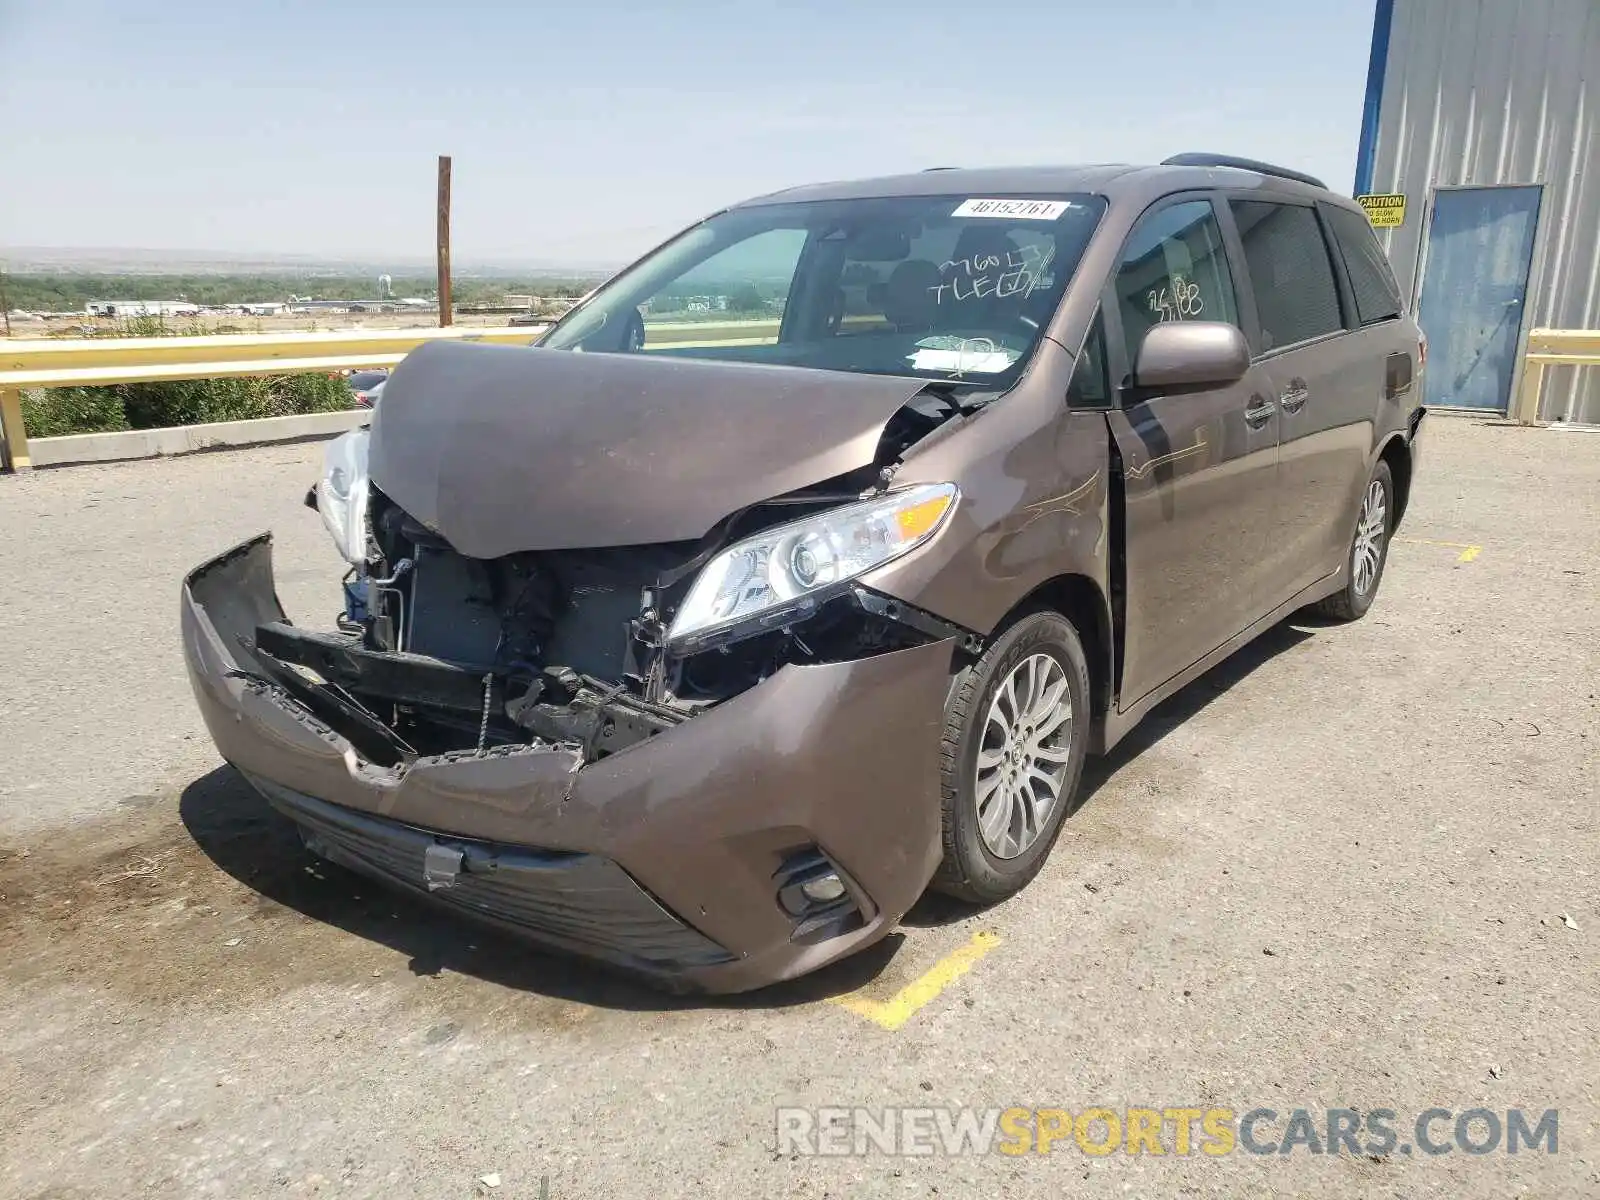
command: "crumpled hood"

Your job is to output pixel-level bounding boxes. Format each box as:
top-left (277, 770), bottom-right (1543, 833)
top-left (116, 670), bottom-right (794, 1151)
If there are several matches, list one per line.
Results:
top-left (367, 340), bottom-right (929, 558)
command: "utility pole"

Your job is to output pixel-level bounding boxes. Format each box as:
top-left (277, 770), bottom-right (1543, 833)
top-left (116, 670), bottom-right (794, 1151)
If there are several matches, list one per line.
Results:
top-left (0, 265), bottom-right (12, 337)
top-left (436, 155), bottom-right (453, 327)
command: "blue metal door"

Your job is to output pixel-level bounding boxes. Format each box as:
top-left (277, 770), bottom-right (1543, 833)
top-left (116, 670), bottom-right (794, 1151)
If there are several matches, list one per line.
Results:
top-left (1415, 186), bottom-right (1542, 411)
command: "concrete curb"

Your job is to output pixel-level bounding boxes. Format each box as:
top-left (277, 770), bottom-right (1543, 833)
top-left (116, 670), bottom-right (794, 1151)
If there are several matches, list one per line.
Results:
top-left (29, 409), bottom-right (369, 468)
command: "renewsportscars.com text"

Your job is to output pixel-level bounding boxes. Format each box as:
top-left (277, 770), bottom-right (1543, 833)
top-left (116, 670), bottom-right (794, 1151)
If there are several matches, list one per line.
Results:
top-left (775, 1106), bottom-right (1558, 1158)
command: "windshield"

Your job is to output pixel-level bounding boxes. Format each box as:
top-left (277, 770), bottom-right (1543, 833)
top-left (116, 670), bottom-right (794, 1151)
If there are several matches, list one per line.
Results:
top-left (539, 193), bottom-right (1107, 385)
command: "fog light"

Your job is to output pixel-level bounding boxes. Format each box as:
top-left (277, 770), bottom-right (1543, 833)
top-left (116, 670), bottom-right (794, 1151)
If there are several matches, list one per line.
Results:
top-left (799, 872), bottom-right (846, 905)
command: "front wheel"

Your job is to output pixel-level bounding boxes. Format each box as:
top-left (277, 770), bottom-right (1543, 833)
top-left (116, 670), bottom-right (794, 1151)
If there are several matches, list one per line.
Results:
top-left (930, 610), bottom-right (1090, 904)
top-left (1315, 459), bottom-right (1394, 622)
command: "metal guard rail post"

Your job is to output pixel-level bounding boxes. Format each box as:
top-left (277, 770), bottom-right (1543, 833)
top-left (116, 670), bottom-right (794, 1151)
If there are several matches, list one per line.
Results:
top-left (0, 325), bottom-right (544, 472)
top-left (1514, 329), bottom-right (1600, 425)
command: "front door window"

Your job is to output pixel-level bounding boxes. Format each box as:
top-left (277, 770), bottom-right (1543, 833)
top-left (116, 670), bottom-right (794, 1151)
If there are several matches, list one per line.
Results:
top-left (1112, 199), bottom-right (1240, 380)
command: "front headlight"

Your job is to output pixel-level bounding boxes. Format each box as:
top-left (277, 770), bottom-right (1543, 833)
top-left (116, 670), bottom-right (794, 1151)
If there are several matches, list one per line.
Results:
top-left (667, 482), bottom-right (958, 650)
top-left (317, 429), bottom-right (370, 565)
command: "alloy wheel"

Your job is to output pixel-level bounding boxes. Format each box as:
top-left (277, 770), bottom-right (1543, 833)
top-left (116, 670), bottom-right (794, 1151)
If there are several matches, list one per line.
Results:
top-left (1352, 478), bottom-right (1389, 595)
top-left (974, 652), bottom-right (1074, 859)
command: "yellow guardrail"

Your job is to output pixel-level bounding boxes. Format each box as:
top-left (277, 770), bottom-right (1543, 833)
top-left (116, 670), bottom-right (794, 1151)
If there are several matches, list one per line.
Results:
top-left (6, 318), bottom-right (1588, 469)
top-left (0, 325), bottom-right (544, 472)
top-left (1514, 329), bottom-right (1600, 425)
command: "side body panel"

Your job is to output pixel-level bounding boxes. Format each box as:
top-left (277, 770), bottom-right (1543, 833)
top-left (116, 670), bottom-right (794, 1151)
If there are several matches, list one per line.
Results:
top-left (860, 339), bottom-right (1111, 641)
top-left (1095, 189), bottom-right (1283, 710)
top-left (1106, 373), bottom-right (1279, 707)
top-left (1261, 327), bottom-right (1387, 598)
top-left (1220, 191), bottom-right (1421, 609)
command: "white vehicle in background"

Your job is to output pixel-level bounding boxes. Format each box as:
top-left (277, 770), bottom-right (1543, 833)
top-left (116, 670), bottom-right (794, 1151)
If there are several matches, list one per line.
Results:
top-left (347, 370), bottom-right (388, 408)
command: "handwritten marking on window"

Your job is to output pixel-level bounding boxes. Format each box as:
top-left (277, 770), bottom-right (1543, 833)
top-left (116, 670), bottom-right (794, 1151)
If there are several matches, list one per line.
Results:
top-left (930, 244), bottom-right (1056, 305)
top-left (1147, 273), bottom-right (1204, 322)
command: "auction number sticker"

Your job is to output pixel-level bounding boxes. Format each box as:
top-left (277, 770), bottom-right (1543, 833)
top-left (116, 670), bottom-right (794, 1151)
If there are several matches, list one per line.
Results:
top-left (952, 198), bottom-right (1070, 221)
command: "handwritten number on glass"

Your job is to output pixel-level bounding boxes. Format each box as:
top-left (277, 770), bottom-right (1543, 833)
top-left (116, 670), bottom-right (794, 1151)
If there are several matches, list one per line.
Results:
top-left (1147, 273), bottom-right (1204, 322)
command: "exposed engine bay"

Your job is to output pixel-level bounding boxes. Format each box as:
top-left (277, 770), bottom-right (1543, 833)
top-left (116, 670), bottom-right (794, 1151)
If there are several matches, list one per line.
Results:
top-left (262, 375), bottom-right (984, 771)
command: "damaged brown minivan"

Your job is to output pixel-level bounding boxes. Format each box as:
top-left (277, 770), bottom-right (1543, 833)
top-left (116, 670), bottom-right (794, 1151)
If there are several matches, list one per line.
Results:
top-left (182, 157), bottom-right (1426, 992)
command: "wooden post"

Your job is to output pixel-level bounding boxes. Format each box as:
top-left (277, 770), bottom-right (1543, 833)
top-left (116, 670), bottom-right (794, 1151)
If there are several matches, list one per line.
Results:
top-left (0, 387), bottom-right (30, 472)
top-left (437, 155), bottom-right (453, 327)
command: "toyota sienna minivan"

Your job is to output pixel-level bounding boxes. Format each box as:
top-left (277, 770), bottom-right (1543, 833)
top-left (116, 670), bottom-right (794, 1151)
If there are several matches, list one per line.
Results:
top-left (182, 154), bottom-right (1426, 992)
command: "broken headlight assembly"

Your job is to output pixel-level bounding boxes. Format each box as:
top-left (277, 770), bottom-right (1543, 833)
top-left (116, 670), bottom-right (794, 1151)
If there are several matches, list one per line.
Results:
top-left (317, 429), bottom-right (371, 566)
top-left (666, 482), bottom-right (958, 653)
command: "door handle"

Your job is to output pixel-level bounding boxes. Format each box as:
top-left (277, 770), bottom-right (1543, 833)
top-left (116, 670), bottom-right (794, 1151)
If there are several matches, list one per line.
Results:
top-left (1244, 396), bottom-right (1276, 427)
top-left (1279, 381), bottom-right (1309, 414)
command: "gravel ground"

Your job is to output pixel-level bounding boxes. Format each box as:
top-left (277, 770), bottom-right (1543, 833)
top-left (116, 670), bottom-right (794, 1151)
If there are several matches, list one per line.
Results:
top-left (0, 418), bottom-right (1595, 1199)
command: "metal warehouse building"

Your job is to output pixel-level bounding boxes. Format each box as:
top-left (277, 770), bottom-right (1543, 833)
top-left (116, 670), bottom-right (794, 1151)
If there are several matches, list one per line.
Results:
top-left (1355, 0), bottom-right (1599, 423)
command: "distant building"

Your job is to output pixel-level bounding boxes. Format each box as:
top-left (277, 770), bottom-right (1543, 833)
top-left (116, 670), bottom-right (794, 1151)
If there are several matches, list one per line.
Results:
top-left (1357, 0), bottom-right (1599, 422)
top-left (85, 299), bottom-right (202, 318)
top-left (236, 302), bottom-right (286, 316)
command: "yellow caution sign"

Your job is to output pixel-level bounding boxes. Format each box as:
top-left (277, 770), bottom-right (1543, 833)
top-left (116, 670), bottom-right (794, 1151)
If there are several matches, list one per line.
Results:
top-left (1357, 193), bottom-right (1406, 227)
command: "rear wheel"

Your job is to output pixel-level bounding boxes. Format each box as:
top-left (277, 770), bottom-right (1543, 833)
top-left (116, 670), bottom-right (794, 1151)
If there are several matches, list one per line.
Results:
top-left (931, 610), bottom-right (1090, 903)
top-left (1315, 459), bottom-right (1394, 622)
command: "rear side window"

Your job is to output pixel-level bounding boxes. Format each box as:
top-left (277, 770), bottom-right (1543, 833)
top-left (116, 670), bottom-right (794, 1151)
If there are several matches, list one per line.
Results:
top-left (1325, 204), bottom-right (1404, 324)
top-left (1228, 201), bottom-right (1343, 352)
top-left (1113, 199), bottom-right (1239, 375)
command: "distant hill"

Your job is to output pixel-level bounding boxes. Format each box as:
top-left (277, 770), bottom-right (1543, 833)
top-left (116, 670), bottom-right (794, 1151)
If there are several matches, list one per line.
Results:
top-left (1, 246), bottom-right (619, 278)
top-left (2, 269), bottom-right (602, 313)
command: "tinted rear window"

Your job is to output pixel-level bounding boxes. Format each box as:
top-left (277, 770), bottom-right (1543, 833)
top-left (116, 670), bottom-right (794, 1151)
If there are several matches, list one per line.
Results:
top-left (1229, 200), bottom-right (1344, 351)
top-left (1325, 204), bottom-right (1404, 324)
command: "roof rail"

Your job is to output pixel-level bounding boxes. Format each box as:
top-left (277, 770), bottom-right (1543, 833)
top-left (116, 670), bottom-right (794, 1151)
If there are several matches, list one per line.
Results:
top-left (1160, 152), bottom-right (1327, 190)
top-left (921, 166), bottom-right (960, 172)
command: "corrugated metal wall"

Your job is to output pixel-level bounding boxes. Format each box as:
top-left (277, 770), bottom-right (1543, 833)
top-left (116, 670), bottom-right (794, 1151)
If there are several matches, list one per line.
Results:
top-left (1365, 0), bottom-right (1600, 422)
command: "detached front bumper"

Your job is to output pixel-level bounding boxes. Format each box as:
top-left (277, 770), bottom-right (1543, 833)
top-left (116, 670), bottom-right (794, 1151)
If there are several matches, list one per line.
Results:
top-left (181, 533), bottom-right (953, 993)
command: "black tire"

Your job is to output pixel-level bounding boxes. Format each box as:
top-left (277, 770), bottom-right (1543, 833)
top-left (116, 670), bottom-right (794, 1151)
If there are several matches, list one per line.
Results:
top-left (930, 610), bottom-right (1090, 904)
top-left (1315, 459), bottom-right (1395, 622)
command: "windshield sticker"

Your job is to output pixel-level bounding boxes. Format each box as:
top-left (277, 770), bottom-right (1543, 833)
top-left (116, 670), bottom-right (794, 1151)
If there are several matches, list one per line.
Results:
top-left (929, 243), bottom-right (1055, 305)
top-left (952, 198), bottom-right (1071, 221)
top-left (908, 336), bottom-right (1019, 376)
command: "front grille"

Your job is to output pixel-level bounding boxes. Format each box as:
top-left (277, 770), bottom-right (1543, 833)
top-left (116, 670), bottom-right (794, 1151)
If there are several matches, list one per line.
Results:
top-left (246, 775), bottom-right (731, 974)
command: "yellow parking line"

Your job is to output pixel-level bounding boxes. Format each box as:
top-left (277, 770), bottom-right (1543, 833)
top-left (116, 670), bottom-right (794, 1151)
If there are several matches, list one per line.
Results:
top-left (830, 931), bottom-right (1001, 1031)
top-left (1396, 537), bottom-right (1483, 564)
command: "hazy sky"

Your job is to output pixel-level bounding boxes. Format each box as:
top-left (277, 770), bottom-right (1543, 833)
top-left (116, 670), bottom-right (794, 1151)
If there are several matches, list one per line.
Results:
top-left (0, 0), bottom-right (1379, 265)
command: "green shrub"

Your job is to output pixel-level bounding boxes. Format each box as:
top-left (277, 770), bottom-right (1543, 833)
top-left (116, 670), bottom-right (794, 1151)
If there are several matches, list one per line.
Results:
top-left (120, 372), bottom-right (353, 428)
top-left (118, 314), bottom-right (181, 339)
top-left (24, 313), bottom-right (359, 437)
top-left (21, 388), bottom-right (129, 437)
top-left (119, 377), bottom-right (266, 427)
top-left (23, 372), bottom-right (353, 437)
top-left (272, 372), bottom-right (354, 416)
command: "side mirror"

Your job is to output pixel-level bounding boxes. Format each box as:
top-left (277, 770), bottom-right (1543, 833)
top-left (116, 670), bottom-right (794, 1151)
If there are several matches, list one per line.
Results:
top-left (1133, 321), bottom-right (1250, 391)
